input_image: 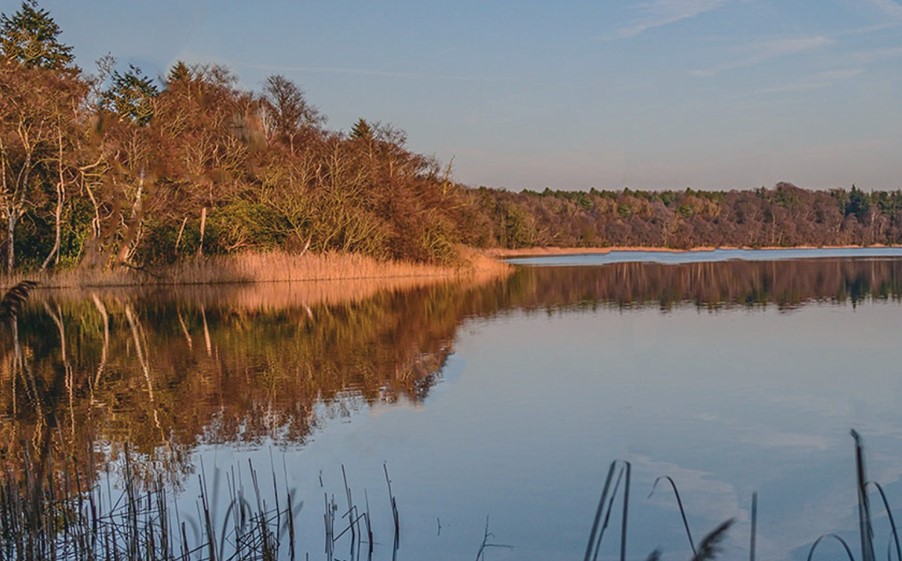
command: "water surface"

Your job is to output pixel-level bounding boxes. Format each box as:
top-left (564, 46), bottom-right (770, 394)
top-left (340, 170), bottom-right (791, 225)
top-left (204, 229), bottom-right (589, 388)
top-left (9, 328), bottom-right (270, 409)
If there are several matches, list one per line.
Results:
top-left (3, 250), bottom-right (902, 560)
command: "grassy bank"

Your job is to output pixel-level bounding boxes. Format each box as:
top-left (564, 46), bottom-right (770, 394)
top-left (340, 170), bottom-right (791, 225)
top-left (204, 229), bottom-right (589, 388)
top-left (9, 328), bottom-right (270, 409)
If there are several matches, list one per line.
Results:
top-left (3, 248), bottom-right (510, 289)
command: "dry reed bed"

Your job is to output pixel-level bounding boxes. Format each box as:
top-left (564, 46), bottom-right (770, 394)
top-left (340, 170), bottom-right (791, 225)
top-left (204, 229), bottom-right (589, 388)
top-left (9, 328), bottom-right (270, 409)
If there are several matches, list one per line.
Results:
top-left (4, 249), bottom-right (510, 289)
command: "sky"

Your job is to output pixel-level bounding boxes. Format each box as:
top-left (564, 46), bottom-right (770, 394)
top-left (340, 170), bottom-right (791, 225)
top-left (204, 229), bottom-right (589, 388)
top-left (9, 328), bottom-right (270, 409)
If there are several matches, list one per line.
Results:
top-left (6, 0), bottom-right (902, 191)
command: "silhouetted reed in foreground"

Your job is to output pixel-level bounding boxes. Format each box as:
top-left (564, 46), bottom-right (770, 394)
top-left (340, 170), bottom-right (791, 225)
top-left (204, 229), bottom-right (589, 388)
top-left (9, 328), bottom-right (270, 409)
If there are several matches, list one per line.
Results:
top-left (584, 431), bottom-right (900, 561)
top-left (0, 444), bottom-right (303, 561)
top-left (0, 430), bottom-right (899, 561)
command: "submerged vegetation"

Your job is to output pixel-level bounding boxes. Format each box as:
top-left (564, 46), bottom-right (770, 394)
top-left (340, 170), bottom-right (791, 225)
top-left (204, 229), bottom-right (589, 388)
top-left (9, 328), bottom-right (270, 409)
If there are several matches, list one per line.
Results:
top-left (2, 3), bottom-right (902, 281)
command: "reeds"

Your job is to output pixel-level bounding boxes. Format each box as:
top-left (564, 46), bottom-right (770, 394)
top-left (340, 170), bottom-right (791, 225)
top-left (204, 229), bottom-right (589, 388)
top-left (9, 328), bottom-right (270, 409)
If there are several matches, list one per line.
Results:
top-left (0, 430), bottom-right (899, 561)
top-left (0, 444), bottom-right (301, 561)
top-left (3, 248), bottom-right (510, 289)
top-left (585, 431), bottom-right (897, 561)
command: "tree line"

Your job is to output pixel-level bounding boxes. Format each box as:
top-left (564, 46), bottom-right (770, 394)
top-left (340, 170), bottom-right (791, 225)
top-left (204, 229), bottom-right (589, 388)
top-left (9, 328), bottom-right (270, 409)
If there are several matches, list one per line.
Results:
top-left (2, 2), bottom-right (901, 275)
top-left (478, 183), bottom-right (902, 250)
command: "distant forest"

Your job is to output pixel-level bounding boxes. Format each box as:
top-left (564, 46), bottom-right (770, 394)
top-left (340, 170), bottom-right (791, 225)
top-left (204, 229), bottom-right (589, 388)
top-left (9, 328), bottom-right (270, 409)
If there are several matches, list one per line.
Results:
top-left (2, 2), bottom-right (901, 274)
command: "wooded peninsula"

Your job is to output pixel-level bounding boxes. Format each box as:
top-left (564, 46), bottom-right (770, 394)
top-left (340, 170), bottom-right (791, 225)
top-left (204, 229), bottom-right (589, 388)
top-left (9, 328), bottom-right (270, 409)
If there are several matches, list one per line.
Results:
top-left (2, 2), bottom-right (901, 281)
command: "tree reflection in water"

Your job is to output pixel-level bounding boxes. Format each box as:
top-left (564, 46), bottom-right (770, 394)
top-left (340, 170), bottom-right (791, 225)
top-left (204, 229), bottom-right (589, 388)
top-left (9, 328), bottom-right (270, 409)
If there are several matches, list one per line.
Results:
top-left (2, 256), bottom-right (901, 490)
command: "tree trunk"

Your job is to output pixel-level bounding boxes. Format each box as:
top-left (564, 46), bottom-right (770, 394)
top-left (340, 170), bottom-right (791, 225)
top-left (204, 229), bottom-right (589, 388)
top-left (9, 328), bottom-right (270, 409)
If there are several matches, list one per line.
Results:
top-left (41, 127), bottom-right (67, 272)
top-left (6, 213), bottom-right (15, 274)
top-left (40, 178), bottom-right (64, 271)
top-left (197, 207), bottom-right (207, 257)
top-left (117, 172), bottom-right (145, 266)
top-left (175, 216), bottom-right (188, 253)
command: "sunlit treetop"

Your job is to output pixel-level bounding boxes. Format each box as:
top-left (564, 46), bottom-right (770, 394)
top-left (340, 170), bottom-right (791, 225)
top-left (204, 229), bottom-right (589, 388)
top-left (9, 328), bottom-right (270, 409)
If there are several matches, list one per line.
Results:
top-left (166, 60), bottom-right (192, 86)
top-left (101, 64), bottom-right (159, 125)
top-left (0, 0), bottom-right (74, 70)
top-left (350, 118), bottom-right (373, 141)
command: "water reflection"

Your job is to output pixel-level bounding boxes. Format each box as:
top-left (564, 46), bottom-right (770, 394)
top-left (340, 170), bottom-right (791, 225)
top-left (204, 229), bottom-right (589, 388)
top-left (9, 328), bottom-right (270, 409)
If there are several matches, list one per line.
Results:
top-left (1, 256), bottom-right (902, 559)
top-left (0, 276), bottom-right (513, 485)
top-left (3, 258), bottom-right (902, 481)
top-left (505, 258), bottom-right (902, 312)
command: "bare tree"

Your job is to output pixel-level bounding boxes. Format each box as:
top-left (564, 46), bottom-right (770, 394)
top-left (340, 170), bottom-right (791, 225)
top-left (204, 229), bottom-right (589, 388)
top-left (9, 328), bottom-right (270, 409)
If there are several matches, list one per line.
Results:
top-left (260, 74), bottom-right (323, 153)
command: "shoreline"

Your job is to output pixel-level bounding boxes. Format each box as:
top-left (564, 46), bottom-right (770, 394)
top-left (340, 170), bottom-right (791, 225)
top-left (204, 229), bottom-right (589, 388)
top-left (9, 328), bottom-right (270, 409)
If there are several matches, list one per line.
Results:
top-left (6, 244), bottom-right (901, 289)
top-left (3, 248), bottom-right (511, 290)
top-left (488, 244), bottom-right (899, 258)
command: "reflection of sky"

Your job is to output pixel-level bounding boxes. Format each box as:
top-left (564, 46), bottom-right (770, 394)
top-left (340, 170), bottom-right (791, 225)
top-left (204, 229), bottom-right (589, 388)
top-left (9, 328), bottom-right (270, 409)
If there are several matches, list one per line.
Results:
top-left (175, 295), bottom-right (902, 561)
top-left (507, 247), bottom-right (902, 266)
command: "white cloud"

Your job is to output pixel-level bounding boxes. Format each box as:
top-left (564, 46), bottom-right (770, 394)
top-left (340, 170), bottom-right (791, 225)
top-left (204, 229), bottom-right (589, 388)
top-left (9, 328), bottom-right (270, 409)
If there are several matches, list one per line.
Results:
top-left (691, 35), bottom-right (833, 76)
top-left (612, 0), bottom-right (727, 39)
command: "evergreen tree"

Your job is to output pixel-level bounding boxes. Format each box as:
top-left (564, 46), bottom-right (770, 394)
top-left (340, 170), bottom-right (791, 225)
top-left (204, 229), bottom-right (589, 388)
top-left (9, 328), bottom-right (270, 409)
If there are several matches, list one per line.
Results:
top-left (0, 0), bottom-right (74, 69)
top-left (101, 64), bottom-right (158, 125)
top-left (846, 185), bottom-right (871, 223)
top-left (166, 60), bottom-right (192, 86)
top-left (350, 118), bottom-right (373, 141)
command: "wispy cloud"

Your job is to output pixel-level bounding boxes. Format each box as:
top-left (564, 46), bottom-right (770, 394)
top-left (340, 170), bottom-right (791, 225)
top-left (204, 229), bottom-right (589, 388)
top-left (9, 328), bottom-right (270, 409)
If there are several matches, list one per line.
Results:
top-left (849, 46), bottom-right (902, 63)
top-left (865, 0), bottom-right (902, 18)
top-left (755, 68), bottom-right (865, 94)
top-left (835, 21), bottom-right (902, 36)
top-left (612, 0), bottom-right (727, 39)
top-left (691, 35), bottom-right (833, 76)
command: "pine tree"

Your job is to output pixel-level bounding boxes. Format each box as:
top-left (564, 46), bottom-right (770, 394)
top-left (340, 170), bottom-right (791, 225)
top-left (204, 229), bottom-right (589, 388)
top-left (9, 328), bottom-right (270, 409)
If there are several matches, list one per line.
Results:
top-left (845, 185), bottom-right (871, 223)
top-left (350, 118), bottom-right (373, 141)
top-left (166, 60), bottom-right (192, 86)
top-left (0, 0), bottom-right (74, 69)
top-left (101, 64), bottom-right (158, 125)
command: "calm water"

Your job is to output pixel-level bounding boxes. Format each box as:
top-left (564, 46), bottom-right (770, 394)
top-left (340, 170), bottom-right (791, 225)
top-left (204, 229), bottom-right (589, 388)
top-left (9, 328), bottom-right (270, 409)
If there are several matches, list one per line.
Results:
top-left (4, 249), bottom-right (902, 560)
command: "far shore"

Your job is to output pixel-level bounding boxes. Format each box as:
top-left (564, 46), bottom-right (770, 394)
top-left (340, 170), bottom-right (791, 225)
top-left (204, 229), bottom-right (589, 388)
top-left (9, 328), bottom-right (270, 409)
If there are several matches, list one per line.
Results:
top-left (489, 244), bottom-right (900, 258)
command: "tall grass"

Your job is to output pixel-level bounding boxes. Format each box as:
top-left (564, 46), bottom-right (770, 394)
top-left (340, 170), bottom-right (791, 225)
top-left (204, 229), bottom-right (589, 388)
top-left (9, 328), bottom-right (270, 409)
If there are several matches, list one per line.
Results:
top-left (1, 429), bottom-right (900, 561)
top-left (0, 444), bottom-right (302, 561)
top-left (4, 248), bottom-right (510, 289)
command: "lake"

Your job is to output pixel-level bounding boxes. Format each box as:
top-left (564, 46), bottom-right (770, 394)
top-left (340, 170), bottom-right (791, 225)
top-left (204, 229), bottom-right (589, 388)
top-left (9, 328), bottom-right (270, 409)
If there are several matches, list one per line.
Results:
top-left (3, 248), bottom-right (902, 561)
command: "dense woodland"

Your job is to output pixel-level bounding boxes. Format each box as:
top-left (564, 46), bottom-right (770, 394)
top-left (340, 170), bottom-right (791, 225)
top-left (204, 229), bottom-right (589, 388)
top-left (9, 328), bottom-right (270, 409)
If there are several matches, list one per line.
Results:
top-left (2, 2), bottom-right (902, 275)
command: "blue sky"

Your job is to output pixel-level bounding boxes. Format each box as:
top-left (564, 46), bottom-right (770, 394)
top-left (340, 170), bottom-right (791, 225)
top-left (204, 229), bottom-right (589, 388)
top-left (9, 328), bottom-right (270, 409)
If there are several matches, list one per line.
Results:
top-left (8, 0), bottom-right (902, 191)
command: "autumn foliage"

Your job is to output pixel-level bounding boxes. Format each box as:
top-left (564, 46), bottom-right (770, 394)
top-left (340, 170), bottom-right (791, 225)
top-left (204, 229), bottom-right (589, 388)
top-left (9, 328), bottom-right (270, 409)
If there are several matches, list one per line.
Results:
top-left (1, 2), bottom-right (901, 276)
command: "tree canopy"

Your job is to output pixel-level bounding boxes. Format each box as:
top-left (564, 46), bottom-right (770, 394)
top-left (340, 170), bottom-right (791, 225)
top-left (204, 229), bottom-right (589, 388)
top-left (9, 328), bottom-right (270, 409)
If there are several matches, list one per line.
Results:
top-left (0, 0), bottom-right (73, 69)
